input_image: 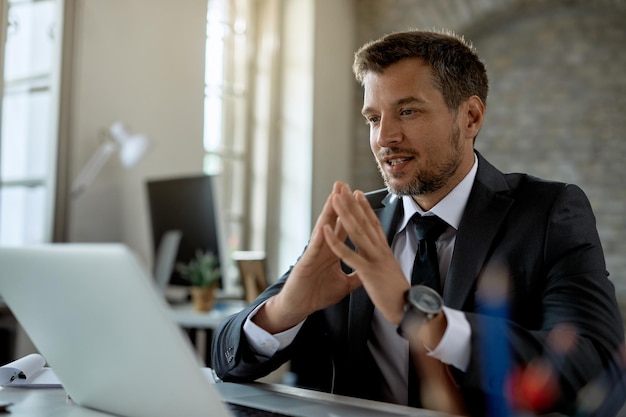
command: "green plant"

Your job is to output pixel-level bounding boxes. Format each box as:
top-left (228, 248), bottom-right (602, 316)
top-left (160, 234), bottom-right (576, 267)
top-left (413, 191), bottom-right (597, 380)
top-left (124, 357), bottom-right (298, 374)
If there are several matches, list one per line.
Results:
top-left (176, 250), bottom-right (221, 288)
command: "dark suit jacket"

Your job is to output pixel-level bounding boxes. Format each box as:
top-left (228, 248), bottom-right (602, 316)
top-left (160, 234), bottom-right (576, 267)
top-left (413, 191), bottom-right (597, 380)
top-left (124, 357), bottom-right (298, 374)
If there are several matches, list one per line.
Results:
top-left (212, 152), bottom-right (625, 416)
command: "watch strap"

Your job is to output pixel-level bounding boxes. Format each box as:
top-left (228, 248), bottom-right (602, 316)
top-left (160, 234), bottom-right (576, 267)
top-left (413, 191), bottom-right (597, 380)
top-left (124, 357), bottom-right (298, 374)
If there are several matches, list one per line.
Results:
top-left (396, 286), bottom-right (442, 338)
top-left (397, 305), bottom-right (428, 338)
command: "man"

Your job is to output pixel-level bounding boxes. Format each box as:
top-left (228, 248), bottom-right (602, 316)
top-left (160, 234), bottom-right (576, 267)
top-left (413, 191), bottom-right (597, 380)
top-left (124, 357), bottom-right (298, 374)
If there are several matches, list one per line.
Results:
top-left (212, 29), bottom-right (625, 416)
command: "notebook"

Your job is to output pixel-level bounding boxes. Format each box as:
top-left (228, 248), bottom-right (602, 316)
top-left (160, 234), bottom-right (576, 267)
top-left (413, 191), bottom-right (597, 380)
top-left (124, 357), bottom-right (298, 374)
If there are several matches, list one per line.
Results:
top-left (0, 244), bottom-right (428, 417)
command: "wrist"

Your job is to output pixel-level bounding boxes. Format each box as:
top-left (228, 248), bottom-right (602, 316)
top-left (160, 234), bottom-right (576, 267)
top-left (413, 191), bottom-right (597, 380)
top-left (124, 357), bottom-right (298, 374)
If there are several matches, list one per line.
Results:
top-left (253, 295), bottom-right (309, 334)
top-left (397, 285), bottom-right (444, 340)
top-left (418, 310), bottom-right (447, 350)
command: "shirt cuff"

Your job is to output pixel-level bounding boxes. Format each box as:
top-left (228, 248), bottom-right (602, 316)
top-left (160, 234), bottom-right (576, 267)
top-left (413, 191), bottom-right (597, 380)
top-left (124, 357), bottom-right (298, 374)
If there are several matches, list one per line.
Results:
top-left (242, 301), bottom-right (305, 358)
top-left (427, 306), bottom-right (471, 372)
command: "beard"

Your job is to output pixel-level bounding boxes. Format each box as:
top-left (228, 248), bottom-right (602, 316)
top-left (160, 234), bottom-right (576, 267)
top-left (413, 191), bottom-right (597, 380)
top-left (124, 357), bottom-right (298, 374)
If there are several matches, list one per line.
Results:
top-left (376, 125), bottom-right (464, 196)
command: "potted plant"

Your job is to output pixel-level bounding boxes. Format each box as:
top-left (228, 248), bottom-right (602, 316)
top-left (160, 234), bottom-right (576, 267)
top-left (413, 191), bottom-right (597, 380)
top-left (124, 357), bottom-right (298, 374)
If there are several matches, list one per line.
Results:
top-left (176, 250), bottom-right (221, 312)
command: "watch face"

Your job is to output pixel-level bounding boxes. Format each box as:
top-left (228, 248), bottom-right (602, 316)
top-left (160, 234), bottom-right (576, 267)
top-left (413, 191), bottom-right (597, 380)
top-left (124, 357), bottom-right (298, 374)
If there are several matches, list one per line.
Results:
top-left (408, 285), bottom-right (443, 314)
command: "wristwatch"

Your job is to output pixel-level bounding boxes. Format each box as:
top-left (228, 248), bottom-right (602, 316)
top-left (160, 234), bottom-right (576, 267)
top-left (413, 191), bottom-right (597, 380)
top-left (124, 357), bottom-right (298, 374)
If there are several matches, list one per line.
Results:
top-left (397, 285), bottom-right (443, 338)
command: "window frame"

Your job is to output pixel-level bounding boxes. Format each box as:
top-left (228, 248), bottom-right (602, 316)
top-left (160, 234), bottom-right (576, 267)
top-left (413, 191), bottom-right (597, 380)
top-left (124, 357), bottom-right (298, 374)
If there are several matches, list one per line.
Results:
top-left (0, 0), bottom-right (65, 246)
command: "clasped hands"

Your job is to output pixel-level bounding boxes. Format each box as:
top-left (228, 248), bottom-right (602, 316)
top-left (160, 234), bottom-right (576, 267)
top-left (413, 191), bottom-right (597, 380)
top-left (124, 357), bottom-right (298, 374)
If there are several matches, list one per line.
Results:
top-left (252, 181), bottom-right (456, 411)
top-left (253, 181), bottom-right (409, 334)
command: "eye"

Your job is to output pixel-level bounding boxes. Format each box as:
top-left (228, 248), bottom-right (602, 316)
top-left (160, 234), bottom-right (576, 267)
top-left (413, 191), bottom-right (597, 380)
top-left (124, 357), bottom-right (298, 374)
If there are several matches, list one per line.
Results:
top-left (400, 109), bottom-right (416, 116)
top-left (365, 115), bottom-right (380, 125)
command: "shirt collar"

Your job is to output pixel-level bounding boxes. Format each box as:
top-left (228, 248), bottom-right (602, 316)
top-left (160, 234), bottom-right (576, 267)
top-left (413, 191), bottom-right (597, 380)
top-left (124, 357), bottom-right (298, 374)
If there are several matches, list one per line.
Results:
top-left (397, 154), bottom-right (478, 232)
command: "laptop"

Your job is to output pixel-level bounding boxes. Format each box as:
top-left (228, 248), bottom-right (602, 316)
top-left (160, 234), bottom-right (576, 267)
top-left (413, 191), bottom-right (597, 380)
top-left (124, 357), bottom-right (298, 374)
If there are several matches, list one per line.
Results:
top-left (0, 244), bottom-right (432, 417)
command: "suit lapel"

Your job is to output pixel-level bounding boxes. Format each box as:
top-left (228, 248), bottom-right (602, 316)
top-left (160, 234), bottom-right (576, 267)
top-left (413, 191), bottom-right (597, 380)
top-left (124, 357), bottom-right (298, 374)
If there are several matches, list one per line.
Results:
top-left (444, 154), bottom-right (514, 309)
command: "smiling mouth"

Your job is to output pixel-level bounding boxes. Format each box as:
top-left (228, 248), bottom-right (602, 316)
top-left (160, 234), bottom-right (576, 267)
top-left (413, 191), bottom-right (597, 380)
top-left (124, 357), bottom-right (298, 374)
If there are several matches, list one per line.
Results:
top-left (387, 157), bottom-right (414, 166)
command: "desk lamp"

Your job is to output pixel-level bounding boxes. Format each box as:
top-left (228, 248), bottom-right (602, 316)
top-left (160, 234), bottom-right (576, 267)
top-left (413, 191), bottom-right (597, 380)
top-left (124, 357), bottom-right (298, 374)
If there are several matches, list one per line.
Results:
top-left (71, 122), bottom-right (150, 198)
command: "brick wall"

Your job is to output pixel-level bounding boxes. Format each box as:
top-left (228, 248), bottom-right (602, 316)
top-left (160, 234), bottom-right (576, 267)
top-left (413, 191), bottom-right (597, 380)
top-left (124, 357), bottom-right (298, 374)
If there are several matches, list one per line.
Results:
top-left (350, 1), bottom-right (626, 298)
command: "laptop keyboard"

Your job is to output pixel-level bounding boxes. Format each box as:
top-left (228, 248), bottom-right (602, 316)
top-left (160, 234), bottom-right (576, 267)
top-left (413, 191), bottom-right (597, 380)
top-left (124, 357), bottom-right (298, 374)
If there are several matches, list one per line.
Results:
top-left (227, 402), bottom-right (295, 417)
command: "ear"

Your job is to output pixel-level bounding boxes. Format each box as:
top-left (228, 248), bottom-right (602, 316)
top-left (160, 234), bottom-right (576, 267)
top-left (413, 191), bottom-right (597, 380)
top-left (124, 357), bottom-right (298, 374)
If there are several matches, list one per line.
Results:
top-left (462, 96), bottom-right (485, 139)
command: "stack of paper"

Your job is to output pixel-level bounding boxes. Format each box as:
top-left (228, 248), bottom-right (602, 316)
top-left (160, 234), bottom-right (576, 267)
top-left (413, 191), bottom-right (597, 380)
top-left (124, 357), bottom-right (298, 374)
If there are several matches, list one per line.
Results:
top-left (0, 353), bottom-right (62, 388)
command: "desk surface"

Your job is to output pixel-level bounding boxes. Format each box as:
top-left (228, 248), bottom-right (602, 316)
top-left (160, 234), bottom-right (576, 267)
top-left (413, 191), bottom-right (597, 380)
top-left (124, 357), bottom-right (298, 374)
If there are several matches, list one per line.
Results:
top-left (0, 388), bottom-right (108, 416)
top-left (171, 300), bottom-right (246, 330)
top-left (0, 383), bottom-right (451, 417)
top-left (169, 300), bottom-right (246, 329)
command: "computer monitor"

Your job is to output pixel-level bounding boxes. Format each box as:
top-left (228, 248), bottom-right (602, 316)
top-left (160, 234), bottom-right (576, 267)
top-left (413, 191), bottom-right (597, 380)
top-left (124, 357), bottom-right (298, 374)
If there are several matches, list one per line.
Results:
top-left (146, 175), bottom-right (229, 288)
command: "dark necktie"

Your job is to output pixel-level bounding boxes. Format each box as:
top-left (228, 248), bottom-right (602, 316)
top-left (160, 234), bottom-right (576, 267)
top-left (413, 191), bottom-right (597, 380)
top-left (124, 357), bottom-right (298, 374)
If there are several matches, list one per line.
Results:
top-left (409, 214), bottom-right (448, 293)
top-left (407, 213), bottom-right (448, 408)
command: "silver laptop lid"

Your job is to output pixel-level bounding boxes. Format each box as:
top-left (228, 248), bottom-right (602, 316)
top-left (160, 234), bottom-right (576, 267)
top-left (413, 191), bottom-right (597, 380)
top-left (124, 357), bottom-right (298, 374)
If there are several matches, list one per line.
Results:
top-left (0, 244), bottom-right (232, 417)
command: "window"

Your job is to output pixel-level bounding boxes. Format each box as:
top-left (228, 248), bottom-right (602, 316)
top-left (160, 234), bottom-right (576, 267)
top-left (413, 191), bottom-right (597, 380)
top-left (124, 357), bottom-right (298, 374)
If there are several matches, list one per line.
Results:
top-left (203, 0), bottom-right (250, 256)
top-left (204, 0), bottom-right (310, 283)
top-left (0, 0), bottom-right (62, 245)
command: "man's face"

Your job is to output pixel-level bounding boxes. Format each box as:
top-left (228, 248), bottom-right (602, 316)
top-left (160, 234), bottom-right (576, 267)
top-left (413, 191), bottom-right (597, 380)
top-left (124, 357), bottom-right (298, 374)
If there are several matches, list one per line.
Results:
top-left (361, 58), bottom-right (475, 202)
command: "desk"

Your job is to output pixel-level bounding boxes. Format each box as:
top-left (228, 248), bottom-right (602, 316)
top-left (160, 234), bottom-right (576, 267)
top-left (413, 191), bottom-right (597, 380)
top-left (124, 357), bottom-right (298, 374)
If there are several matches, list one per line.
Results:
top-left (0, 388), bottom-right (108, 416)
top-left (169, 299), bottom-right (247, 365)
top-left (170, 300), bottom-right (246, 329)
top-left (0, 383), bottom-right (453, 417)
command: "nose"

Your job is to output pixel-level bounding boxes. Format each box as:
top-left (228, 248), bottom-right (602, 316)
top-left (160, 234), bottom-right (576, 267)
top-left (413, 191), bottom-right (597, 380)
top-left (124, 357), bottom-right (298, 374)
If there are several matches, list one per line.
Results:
top-left (374, 116), bottom-right (402, 148)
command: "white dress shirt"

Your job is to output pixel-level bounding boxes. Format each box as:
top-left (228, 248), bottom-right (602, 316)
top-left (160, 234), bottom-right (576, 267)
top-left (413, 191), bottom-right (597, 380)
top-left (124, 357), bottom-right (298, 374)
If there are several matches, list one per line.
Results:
top-left (242, 156), bottom-right (478, 405)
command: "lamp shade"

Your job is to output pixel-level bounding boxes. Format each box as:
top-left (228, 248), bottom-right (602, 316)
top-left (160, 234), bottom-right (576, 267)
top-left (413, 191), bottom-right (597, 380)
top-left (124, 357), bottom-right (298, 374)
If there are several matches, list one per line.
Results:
top-left (109, 122), bottom-right (150, 168)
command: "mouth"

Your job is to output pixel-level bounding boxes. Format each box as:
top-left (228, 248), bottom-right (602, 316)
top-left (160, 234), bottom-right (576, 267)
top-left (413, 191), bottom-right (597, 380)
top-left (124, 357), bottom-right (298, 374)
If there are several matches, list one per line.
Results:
top-left (386, 157), bottom-right (414, 166)
top-left (382, 153), bottom-right (416, 168)
top-left (379, 155), bottom-right (415, 178)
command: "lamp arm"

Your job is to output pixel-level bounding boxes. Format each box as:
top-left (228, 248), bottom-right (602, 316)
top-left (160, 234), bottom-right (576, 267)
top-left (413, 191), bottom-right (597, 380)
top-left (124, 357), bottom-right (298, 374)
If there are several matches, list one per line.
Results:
top-left (70, 140), bottom-right (117, 199)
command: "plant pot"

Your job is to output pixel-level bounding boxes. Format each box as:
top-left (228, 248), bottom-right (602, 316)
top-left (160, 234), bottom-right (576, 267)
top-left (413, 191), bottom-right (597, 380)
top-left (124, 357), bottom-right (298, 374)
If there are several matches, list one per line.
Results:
top-left (190, 286), bottom-right (217, 312)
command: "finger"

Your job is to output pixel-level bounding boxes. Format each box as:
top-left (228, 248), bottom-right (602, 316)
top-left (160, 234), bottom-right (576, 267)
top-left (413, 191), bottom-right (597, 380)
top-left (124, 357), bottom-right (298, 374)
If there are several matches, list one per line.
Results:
top-left (332, 191), bottom-right (384, 259)
top-left (331, 189), bottom-right (370, 237)
top-left (295, 187), bottom-right (338, 269)
top-left (323, 224), bottom-right (366, 272)
top-left (325, 184), bottom-right (368, 242)
top-left (333, 217), bottom-right (348, 243)
top-left (335, 180), bottom-right (352, 195)
top-left (316, 182), bottom-right (342, 226)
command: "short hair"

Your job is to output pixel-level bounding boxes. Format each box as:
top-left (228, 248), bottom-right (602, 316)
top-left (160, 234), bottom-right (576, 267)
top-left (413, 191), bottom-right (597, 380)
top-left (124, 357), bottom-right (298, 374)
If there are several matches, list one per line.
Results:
top-left (353, 29), bottom-right (489, 111)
